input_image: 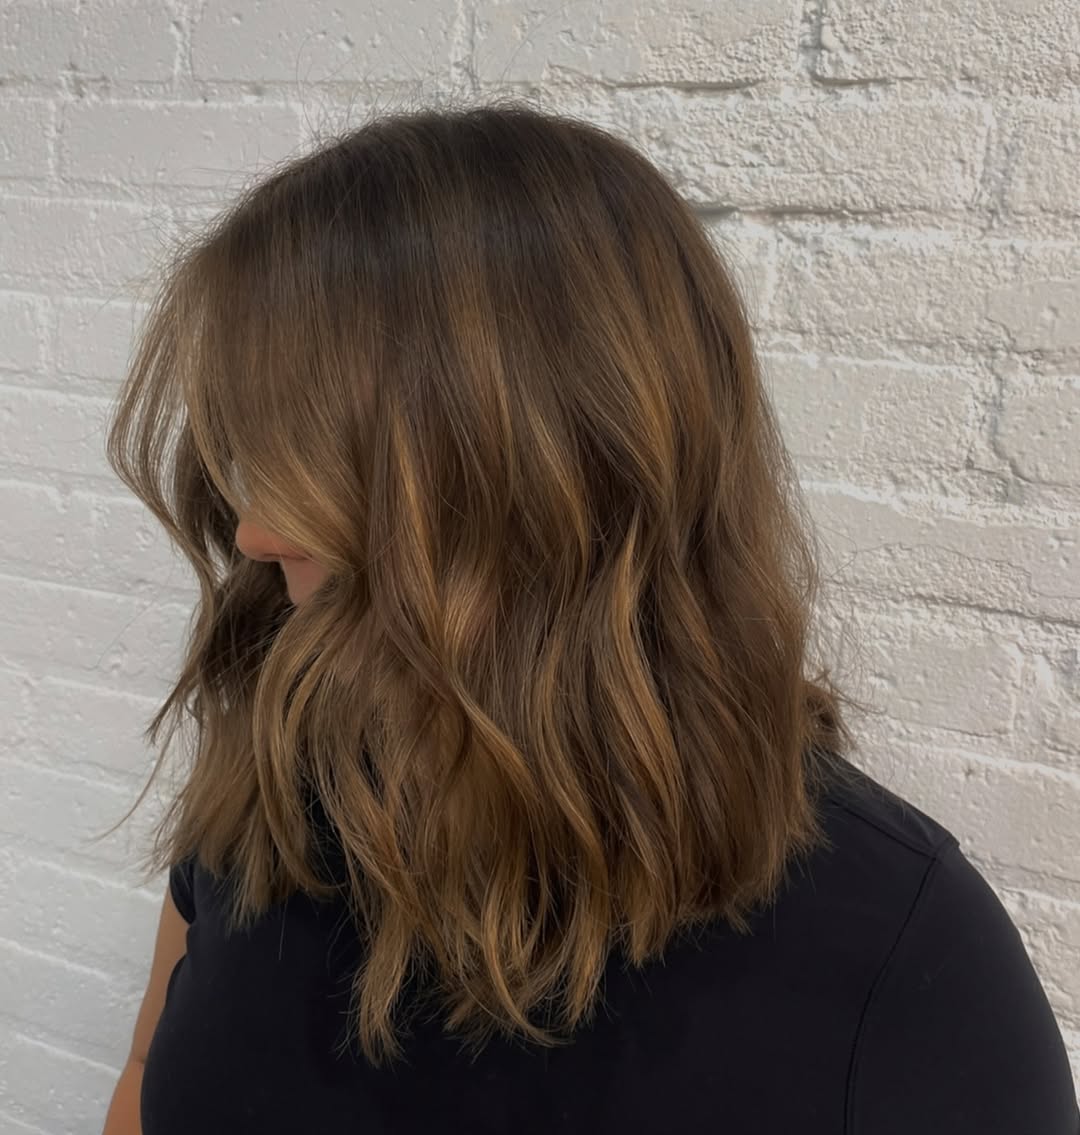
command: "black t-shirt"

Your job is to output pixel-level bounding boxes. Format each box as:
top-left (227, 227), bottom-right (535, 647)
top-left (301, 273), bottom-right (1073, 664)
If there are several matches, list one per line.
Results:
top-left (141, 757), bottom-right (1079, 1133)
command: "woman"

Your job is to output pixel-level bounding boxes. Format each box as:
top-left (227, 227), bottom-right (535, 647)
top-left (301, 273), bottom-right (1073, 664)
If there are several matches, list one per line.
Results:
top-left (100, 99), bottom-right (1078, 1133)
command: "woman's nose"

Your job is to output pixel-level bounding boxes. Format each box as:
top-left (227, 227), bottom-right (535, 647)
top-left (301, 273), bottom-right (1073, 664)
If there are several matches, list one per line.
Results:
top-left (234, 519), bottom-right (309, 562)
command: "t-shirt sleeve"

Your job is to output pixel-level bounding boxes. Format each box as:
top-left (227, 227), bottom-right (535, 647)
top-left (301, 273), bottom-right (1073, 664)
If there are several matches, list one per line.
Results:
top-left (168, 854), bottom-right (198, 924)
top-left (850, 837), bottom-right (1079, 1134)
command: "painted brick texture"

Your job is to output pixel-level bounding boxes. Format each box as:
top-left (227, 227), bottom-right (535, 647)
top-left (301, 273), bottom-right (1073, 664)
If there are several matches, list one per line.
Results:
top-left (1, 0), bottom-right (1078, 1129)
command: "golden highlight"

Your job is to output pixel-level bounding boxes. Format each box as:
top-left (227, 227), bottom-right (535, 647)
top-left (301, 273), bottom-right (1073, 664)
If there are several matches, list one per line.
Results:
top-left (102, 95), bottom-right (867, 1067)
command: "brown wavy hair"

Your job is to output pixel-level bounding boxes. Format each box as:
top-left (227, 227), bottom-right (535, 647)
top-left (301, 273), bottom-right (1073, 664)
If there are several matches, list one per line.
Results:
top-left (101, 95), bottom-right (867, 1068)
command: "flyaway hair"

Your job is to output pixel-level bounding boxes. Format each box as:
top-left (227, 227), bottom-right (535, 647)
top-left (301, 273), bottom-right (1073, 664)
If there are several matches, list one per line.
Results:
top-left (102, 95), bottom-right (866, 1067)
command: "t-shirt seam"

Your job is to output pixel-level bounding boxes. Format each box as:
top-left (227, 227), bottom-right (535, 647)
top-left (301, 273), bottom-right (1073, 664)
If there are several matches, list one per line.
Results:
top-left (830, 792), bottom-right (957, 860)
top-left (843, 834), bottom-right (961, 1135)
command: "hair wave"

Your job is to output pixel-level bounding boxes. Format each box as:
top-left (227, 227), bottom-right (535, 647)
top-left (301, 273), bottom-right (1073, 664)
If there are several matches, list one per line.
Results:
top-left (102, 95), bottom-right (867, 1067)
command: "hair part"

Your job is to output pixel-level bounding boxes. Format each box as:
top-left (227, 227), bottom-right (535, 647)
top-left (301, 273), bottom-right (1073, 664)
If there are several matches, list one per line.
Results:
top-left (101, 93), bottom-right (868, 1067)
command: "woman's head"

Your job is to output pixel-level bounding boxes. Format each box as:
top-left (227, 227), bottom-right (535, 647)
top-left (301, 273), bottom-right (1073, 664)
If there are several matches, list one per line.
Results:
top-left (104, 96), bottom-right (862, 1067)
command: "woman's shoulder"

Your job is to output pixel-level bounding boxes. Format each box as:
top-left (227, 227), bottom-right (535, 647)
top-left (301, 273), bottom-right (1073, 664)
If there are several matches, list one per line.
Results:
top-left (168, 853), bottom-right (199, 924)
top-left (845, 825), bottom-right (1078, 1132)
top-left (809, 755), bottom-right (1078, 1133)
top-left (812, 751), bottom-right (959, 863)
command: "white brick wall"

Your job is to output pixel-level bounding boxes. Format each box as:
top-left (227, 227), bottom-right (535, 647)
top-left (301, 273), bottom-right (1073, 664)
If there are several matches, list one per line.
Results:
top-left (1, 0), bottom-right (1078, 1128)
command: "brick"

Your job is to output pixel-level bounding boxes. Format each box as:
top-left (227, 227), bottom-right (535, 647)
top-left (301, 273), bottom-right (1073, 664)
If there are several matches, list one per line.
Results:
top-left (623, 90), bottom-right (987, 212)
top-left (0, 481), bottom-right (67, 582)
top-left (997, 380), bottom-right (1080, 486)
top-left (0, 936), bottom-right (132, 1066)
top-left (704, 222), bottom-right (774, 324)
top-left (0, 197), bottom-right (170, 294)
top-left (0, 573), bottom-right (191, 698)
top-left (0, 386), bottom-right (115, 479)
top-left (0, 1106), bottom-right (58, 1134)
top-left (877, 746), bottom-right (1080, 884)
top-left (999, 886), bottom-right (1080, 1024)
top-left (474, 0), bottom-right (797, 85)
top-left (88, 487), bottom-right (180, 589)
top-left (868, 631), bottom-right (1022, 737)
top-left (0, 292), bottom-right (44, 372)
top-left (0, 849), bottom-right (160, 976)
top-left (0, 1029), bottom-right (123, 1134)
top-left (0, 668), bottom-right (32, 759)
top-left (1001, 102), bottom-right (1080, 218)
top-left (53, 296), bottom-right (144, 382)
top-left (771, 231), bottom-right (1080, 355)
top-left (0, 100), bottom-right (53, 180)
top-left (806, 489), bottom-right (1079, 623)
top-left (0, 480), bottom-right (187, 601)
top-left (1041, 650), bottom-right (1080, 755)
top-left (987, 276), bottom-right (1080, 354)
top-left (767, 354), bottom-right (978, 473)
top-left (0, 0), bottom-right (175, 84)
top-left (0, 755), bottom-right (152, 872)
top-left (84, 490), bottom-right (192, 593)
top-left (192, 0), bottom-right (457, 82)
top-left (816, 0), bottom-right (1080, 97)
top-left (61, 101), bottom-right (301, 188)
top-left (22, 670), bottom-right (165, 782)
